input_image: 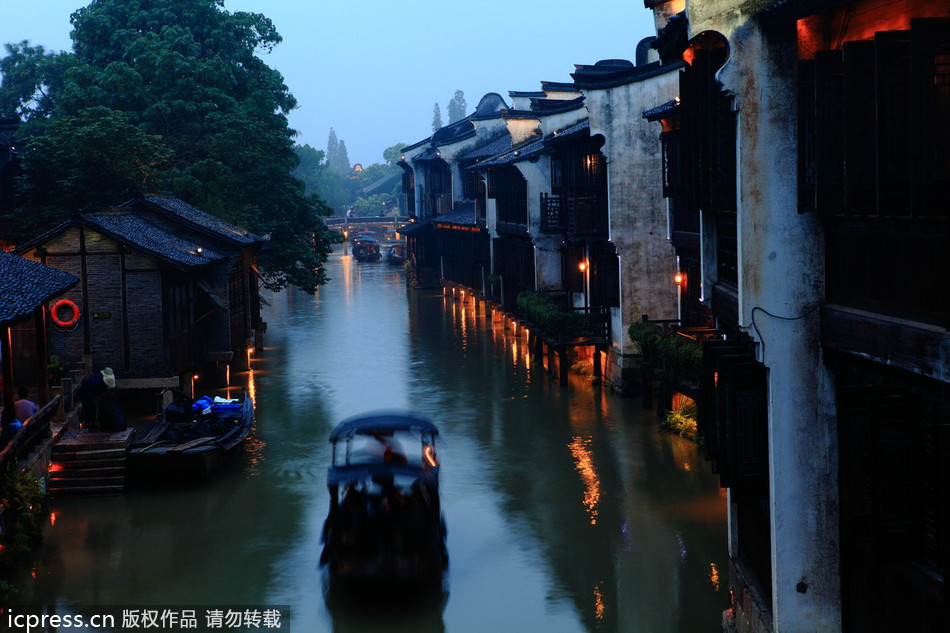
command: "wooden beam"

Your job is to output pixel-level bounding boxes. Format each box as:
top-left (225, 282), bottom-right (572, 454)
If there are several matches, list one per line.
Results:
top-left (1, 325), bottom-right (14, 410)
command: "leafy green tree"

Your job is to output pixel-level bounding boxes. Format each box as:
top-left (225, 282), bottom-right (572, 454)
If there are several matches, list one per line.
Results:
top-left (447, 90), bottom-right (467, 123)
top-left (326, 128), bottom-right (341, 171)
top-left (17, 105), bottom-right (173, 235)
top-left (325, 127), bottom-right (352, 174)
top-left (383, 142), bottom-right (407, 167)
top-left (0, 42), bottom-right (76, 123)
top-left (292, 143), bottom-right (326, 195)
top-left (336, 139), bottom-right (351, 173)
top-left (431, 102), bottom-right (442, 132)
top-left (353, 193), bottom-right (392, 217)
top-left (0, 0), bottom-right (334, 292)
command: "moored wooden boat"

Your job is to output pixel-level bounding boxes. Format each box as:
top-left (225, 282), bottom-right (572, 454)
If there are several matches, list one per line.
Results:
top-left (127, 388), bottom-right (253, 484)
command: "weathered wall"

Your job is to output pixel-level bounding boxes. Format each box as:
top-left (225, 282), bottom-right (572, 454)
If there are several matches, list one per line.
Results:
top-left (517, 155), bottom-right (562, 291)
top-left (688, 2), bottom-right (841, 631)
top-left (582, 65), bottom-right (680, 393)
top-left (23, 227), bottom-right (169, 381)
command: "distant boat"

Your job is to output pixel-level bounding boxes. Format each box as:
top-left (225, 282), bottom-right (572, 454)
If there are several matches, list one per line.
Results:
top-left (127, 388), bottom-right (253, 484)
top-left (352, 235), bottom-right (381, 262)
top-left (385, 242), bottom-right (406, 264)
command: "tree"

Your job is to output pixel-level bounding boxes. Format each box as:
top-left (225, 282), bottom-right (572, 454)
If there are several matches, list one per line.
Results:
top-left (336, 139), bottom-right (351, 173)
top-left (431, 102), bottom-right (442, 132)
top-left (447, 90), bottom-right (467, 123)
top-left (17, 105), bottom-right (173, 235)
top-left (353, 193), bottom-right (391, 217)
top-left (0, 0), bottom-right (334, 292)
top-left (325, 127), bottom-right (351, 174)
top-left (293, 143), bottom-right (355, 215)
top-left (383, 143), bottom-right (406, 167)
top-left (326, 128), bottom-right (340, 170)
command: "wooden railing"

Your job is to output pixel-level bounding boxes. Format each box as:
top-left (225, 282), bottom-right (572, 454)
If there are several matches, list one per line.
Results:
top-left (518, 290), bottom-right (610, 345)
top-left (0, 395), bottom-right (61, 471)
top-left (539, 193), bottom-right (607, 237)
top-left (559, 306), bottom-right (610, 345)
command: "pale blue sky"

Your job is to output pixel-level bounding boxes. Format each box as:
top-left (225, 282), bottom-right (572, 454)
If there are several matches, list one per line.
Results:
top-left (1, 1), bottom-right (657, 166)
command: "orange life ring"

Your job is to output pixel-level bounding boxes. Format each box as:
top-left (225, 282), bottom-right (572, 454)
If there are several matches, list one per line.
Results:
top-left (51, 299), bottom-right (80, 328)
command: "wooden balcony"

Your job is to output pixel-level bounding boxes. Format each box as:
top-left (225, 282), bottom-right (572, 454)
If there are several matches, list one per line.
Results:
top-left (518, 290), bottom-right (610, 345)
top-left (539, 193), bottom-right (607, 238)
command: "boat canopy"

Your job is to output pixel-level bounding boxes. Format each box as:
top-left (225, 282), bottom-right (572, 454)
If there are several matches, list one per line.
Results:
top-left (329, 411), bottom-right (439, 441)
top-left (326, 461), bottom-right (434, 487)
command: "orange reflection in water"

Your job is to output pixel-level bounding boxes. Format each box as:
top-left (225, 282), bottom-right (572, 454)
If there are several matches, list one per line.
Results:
top-left (710, 562), bottom-right (721, 591)
top-left (594, 582), bottom-right (606, 622)
top-left (568, 436), bottom-right (601, 525)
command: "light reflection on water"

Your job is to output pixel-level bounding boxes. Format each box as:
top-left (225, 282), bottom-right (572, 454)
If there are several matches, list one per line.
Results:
top-left (12, 249), bottom-right (728, 632)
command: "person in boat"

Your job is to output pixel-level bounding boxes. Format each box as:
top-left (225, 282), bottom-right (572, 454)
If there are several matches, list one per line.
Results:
top-left (75, 367), bottom-right (125, 431)
top-left (370, 432), bottom-right (407, 464)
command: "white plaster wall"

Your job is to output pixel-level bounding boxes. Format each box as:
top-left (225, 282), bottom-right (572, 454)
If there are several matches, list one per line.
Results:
top-left (689, 2), bottom-right (841, 631)
top-left (537, 107), bottom-right (589, 137)
top-left (401, 144), bottom-right (428, 218)
top-left (582, 71), bottom-right (680, 355)
top-left (517, 155), bottom-right (562, 290)
top-left (505, 117), bottom-right (541, 146)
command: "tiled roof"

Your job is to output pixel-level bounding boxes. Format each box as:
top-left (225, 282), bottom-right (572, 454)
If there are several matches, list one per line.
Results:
top-left (431, 118), bottom-right (476, 145)
top-left (546, 120), bottom-right (591, 144)
top-left (0, 252), bottom-right (78, 326)
top-left (413, 146), bottom-right (443, 162)
top-left (643, 99), bottom-right (680, 121)
top-left (433, 204), bottom-right (479, 227)
top-left (478, 135), bottom-right (546, 167)
top-left (457, 133), bottom-right (512, 165)
top-left (84, 211), bottom-right (227, 268)
top-left (572, 58), bottom-right (682, 89)
top-left (132, 195), bottom-right (262, 245)
top-left (471, 93), bottom-right (509, 120)
top-left (396, 218), bottom-right (434, 236)
top-left (530, 96), bottom-right (586, 114)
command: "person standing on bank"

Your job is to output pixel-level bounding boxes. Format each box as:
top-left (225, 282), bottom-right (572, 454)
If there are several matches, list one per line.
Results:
top-left (75, 367), bottom-right (124, 431)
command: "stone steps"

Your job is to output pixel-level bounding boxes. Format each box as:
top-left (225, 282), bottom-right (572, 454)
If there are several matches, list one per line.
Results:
top-left (47, 429), bottom-right (134, 497)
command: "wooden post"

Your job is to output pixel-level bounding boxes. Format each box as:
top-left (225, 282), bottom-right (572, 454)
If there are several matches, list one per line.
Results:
top-left (1, 325), bottom-right (15, 410)
top-left (558, 345), bottom-right (569, 385)
top-left (36, 306), bottom-right (51, 403)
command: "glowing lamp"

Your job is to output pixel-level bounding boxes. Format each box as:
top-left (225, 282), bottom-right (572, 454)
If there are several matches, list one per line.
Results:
top-left (674, 273), bottom-right (684, 285)
top-left (424, 445), bottom-right (439, 467)
top-left (578, 261), bottom-right (588, 272)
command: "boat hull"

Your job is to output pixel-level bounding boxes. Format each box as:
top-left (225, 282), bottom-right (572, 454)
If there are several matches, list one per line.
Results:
top-left (127, 392), bottom-right (253, 485)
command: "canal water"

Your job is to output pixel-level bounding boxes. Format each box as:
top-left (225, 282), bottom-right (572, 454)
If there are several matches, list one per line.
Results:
top-left (13, 248), bottom-right (729, 632)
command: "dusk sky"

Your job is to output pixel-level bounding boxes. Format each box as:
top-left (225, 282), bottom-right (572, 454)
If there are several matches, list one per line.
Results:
top-left (2, 1), bottom-right (657, 167)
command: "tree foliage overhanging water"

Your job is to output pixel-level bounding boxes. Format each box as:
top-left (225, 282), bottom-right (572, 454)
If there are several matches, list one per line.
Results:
top-left (0, 0), bottom-right (334, 293)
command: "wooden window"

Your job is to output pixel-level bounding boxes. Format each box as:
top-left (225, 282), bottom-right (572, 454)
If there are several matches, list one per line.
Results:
top-left (590, 249), bottom-right (620, 308)
top-left (834, 368), bottom-right (948, 633)
top-left (800, 19), bottom-right (950, 327)
top-left (488, 166), bottom-right (528, 227)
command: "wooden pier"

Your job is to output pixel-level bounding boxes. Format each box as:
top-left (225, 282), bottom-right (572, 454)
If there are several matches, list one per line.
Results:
top-left (47, 428), bottom-right (135, 497)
